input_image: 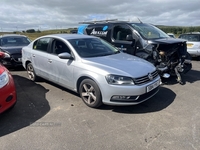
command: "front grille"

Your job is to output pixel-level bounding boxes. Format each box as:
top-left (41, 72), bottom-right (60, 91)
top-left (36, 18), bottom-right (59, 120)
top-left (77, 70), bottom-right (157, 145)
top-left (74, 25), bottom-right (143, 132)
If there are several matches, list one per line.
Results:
top-left (133, 70), bottom-right (158, 85)
top-left (11, 53), bottom-right (21, 62)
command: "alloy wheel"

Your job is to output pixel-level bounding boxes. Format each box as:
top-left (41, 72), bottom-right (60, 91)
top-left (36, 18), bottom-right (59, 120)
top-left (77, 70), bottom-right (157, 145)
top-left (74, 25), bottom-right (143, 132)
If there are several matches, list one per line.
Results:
top-left (27, 64), bottom-right (35, 81)
top-left (79, 79), bottom-right (102, 108)
top-left (81, 83), bottom-right (97, 105)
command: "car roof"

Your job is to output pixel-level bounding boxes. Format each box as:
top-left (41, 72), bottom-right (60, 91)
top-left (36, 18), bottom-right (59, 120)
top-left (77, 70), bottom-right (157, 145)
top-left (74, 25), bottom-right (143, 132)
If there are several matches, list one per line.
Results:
top-left (80, 22), bottom-right (143, 25)
top-left (180, 32), bottom-right (200, 35)
top-left (41, 34), bottom-right (98, 40)
top-left (79, 19), bottom-right (143, 25)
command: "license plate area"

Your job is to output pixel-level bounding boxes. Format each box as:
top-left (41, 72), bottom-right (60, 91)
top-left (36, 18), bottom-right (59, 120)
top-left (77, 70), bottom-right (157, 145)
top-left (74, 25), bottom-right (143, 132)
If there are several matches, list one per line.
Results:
top-left (147, 80), bottom-right (160, 92)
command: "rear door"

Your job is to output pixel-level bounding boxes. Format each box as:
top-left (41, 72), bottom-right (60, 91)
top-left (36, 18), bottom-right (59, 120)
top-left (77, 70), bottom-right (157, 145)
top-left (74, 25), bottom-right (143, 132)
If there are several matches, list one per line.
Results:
top-left (31, 37), bottom-right (51, 79)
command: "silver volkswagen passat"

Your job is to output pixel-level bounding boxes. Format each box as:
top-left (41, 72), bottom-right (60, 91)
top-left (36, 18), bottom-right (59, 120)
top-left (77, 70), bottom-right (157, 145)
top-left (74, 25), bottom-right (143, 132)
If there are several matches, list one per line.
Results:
top-left (22, 34), bottom-right (160, 108)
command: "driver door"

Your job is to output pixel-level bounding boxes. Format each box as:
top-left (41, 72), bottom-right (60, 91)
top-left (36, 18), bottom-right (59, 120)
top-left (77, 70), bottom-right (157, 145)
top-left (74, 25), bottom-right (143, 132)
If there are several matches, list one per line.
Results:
top-left (111, 24), bottom-right (135, 55)
top-left (47, 39), bottom-right (74, 89)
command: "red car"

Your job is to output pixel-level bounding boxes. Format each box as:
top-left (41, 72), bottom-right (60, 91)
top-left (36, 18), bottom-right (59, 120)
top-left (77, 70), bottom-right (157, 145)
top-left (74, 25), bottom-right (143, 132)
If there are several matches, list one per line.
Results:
top-left (0, 52), bottom-right (17, 113)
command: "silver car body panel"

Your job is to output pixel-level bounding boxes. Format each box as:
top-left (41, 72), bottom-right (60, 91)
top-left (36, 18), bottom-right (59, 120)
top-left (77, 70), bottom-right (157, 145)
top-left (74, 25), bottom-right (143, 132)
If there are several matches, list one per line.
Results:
top-left (186, 41), bottom-right (200, 56)
top-left (178, 33), bottom-right (200, 57)
top-left (22, 34), bottom-right (160, 106)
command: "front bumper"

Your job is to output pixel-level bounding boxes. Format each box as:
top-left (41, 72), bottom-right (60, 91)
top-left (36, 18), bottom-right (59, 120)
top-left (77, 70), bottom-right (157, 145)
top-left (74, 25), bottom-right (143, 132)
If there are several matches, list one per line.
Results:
top-left (100, 76), bottom-right (161, 106)
top-left (0, 74), bottom-right (17, 114)
top-left (1, 56), bottom-right (22, 67)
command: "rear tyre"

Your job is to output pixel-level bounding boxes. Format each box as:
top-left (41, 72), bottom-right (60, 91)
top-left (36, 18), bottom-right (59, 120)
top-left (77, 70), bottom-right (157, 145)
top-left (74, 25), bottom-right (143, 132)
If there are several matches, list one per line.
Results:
top-left (26, 63), bottom-right (39, 81)
top-left (79, 79), bottom-right (103, 108)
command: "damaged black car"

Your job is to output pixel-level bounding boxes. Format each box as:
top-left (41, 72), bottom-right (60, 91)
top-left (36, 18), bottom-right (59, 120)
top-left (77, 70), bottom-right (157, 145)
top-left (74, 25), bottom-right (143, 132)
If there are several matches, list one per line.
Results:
top-left (0, 34), bottom-right (31, 68)
top-left (78, 19), bottom-right (192, 84)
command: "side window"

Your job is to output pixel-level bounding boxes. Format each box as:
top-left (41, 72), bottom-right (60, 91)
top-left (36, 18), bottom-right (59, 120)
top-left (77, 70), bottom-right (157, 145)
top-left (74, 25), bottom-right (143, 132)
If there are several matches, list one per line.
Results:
top-left (33, 38), bottom-right (51, 52)
top-left (179, 35), bottom-right (187, 40)
top-left (113, 25), bottom-right (132, 41)
top-left (52, 39), bottom-right (71, 55)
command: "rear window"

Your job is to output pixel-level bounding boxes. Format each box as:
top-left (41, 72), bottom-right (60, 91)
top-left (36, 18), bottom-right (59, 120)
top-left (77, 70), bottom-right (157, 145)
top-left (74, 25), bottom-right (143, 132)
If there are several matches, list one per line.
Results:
top-left (179, 34), bottom-right (200, 42)
top-left (0, 36), bottom-right (31, 47)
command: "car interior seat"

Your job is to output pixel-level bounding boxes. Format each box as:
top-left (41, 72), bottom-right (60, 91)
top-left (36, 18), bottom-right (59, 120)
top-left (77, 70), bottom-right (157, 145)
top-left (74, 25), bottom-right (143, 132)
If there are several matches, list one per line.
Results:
top-left (116, 31), bottom-right (122, 40)
top-left (55, 41), bottom-right (70, 54)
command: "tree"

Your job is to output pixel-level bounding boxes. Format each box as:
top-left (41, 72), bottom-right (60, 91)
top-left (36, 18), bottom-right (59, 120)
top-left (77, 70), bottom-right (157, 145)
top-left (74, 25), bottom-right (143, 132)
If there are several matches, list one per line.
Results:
top-left (26, 29), bottom-right (36, 33)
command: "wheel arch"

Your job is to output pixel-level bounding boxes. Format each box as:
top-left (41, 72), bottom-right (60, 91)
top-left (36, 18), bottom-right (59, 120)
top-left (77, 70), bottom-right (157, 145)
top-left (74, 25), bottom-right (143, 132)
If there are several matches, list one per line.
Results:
top-left (77, 76), bottom-right (103, 108)
top-left (76, 75), bottom-right (103, 94)
top-left (76, 76), bottom-right (93, 94)
top-left (25, 60), bottom-right (32, 69)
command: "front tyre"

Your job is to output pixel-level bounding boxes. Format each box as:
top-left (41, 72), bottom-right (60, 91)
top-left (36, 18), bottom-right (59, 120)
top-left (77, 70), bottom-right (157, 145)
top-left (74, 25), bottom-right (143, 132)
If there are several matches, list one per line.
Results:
top-left (79, 79), bottom-right (103, 108)
top-left (26, 63), bottom-right (39, 81)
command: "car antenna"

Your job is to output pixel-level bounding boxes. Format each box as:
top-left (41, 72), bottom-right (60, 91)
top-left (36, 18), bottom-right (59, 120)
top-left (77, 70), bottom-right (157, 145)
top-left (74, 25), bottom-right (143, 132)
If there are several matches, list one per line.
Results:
top-left (137, 17), bottom-right (143, 23)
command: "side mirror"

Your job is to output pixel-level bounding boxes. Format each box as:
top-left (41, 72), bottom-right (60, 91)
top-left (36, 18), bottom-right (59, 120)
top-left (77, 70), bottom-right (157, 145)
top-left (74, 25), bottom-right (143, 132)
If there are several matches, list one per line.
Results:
top-left (0, 52), bottom-right (5, 59)
top-left (58, 52), bottom-right (73, 59)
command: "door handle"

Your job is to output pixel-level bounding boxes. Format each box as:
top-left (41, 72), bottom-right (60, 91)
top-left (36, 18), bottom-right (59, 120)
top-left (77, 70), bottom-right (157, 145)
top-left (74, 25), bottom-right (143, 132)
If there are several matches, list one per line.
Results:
top-left (48, 59), bottom-right (52, 63)
top-left (32, 54), bottom-right (35, 57)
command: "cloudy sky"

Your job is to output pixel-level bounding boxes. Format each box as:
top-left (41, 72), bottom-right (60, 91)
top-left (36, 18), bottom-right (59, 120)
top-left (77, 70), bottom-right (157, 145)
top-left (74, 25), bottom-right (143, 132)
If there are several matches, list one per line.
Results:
top-left (0, 0), bottom-right (200, 32)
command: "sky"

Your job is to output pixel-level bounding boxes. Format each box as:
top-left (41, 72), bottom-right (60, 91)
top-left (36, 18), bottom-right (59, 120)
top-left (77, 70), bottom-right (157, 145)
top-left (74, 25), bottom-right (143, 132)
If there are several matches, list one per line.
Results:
top-left (0, 0), bottom-right (200, 32)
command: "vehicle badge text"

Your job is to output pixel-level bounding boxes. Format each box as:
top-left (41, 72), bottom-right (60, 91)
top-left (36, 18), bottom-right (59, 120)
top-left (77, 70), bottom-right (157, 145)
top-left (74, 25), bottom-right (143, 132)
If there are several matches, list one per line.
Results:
top-left (148, 73), bottom-right (153, 80)
top-left (90, 29), bottom-right (108, 37)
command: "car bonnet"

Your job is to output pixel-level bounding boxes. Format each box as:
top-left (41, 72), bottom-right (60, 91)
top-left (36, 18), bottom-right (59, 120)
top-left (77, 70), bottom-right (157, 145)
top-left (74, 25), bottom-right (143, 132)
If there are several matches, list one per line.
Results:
top-left (81, 52), bottom-right (156, 78)
top-left (148, 37), bottom-right (186, 44)
top-left (0, 46), bottom-right (24, 54)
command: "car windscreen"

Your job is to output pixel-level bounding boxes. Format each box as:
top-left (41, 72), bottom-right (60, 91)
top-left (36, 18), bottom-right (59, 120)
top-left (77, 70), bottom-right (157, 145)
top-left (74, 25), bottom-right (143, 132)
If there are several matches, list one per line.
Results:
top-left (179, 34), bottom-right (200, 42)
top-left (68, 38), bottom-right (120, 58)
top-left (0, 36), bottom-right (31, 47)
top-left (131, 23), bottom-right (169, 40)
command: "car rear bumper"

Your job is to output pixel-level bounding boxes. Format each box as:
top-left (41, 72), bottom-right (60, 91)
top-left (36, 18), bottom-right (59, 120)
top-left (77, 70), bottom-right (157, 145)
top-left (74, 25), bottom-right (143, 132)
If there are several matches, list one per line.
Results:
top-left (187, 48), bottom-right (200, 57)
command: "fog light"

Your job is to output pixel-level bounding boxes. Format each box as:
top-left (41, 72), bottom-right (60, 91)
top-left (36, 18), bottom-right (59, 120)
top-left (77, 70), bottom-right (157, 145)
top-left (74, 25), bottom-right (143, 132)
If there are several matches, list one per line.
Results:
top-left (112, 95), bottom-right (130, 100)
top-left (6, 95), bottom-right (13, 102)
top-left (111, 95), bottom-right (138, 100)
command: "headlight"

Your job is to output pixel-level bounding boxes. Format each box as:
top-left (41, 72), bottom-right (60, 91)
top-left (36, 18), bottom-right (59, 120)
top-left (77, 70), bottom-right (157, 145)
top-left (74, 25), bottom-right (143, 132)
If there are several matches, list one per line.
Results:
top-left (0, 71), bottom-right (9, 88)
top-left (106, 74), bottom-right (134, 85)
top-left (4, 53), bottom-right (10, 58)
